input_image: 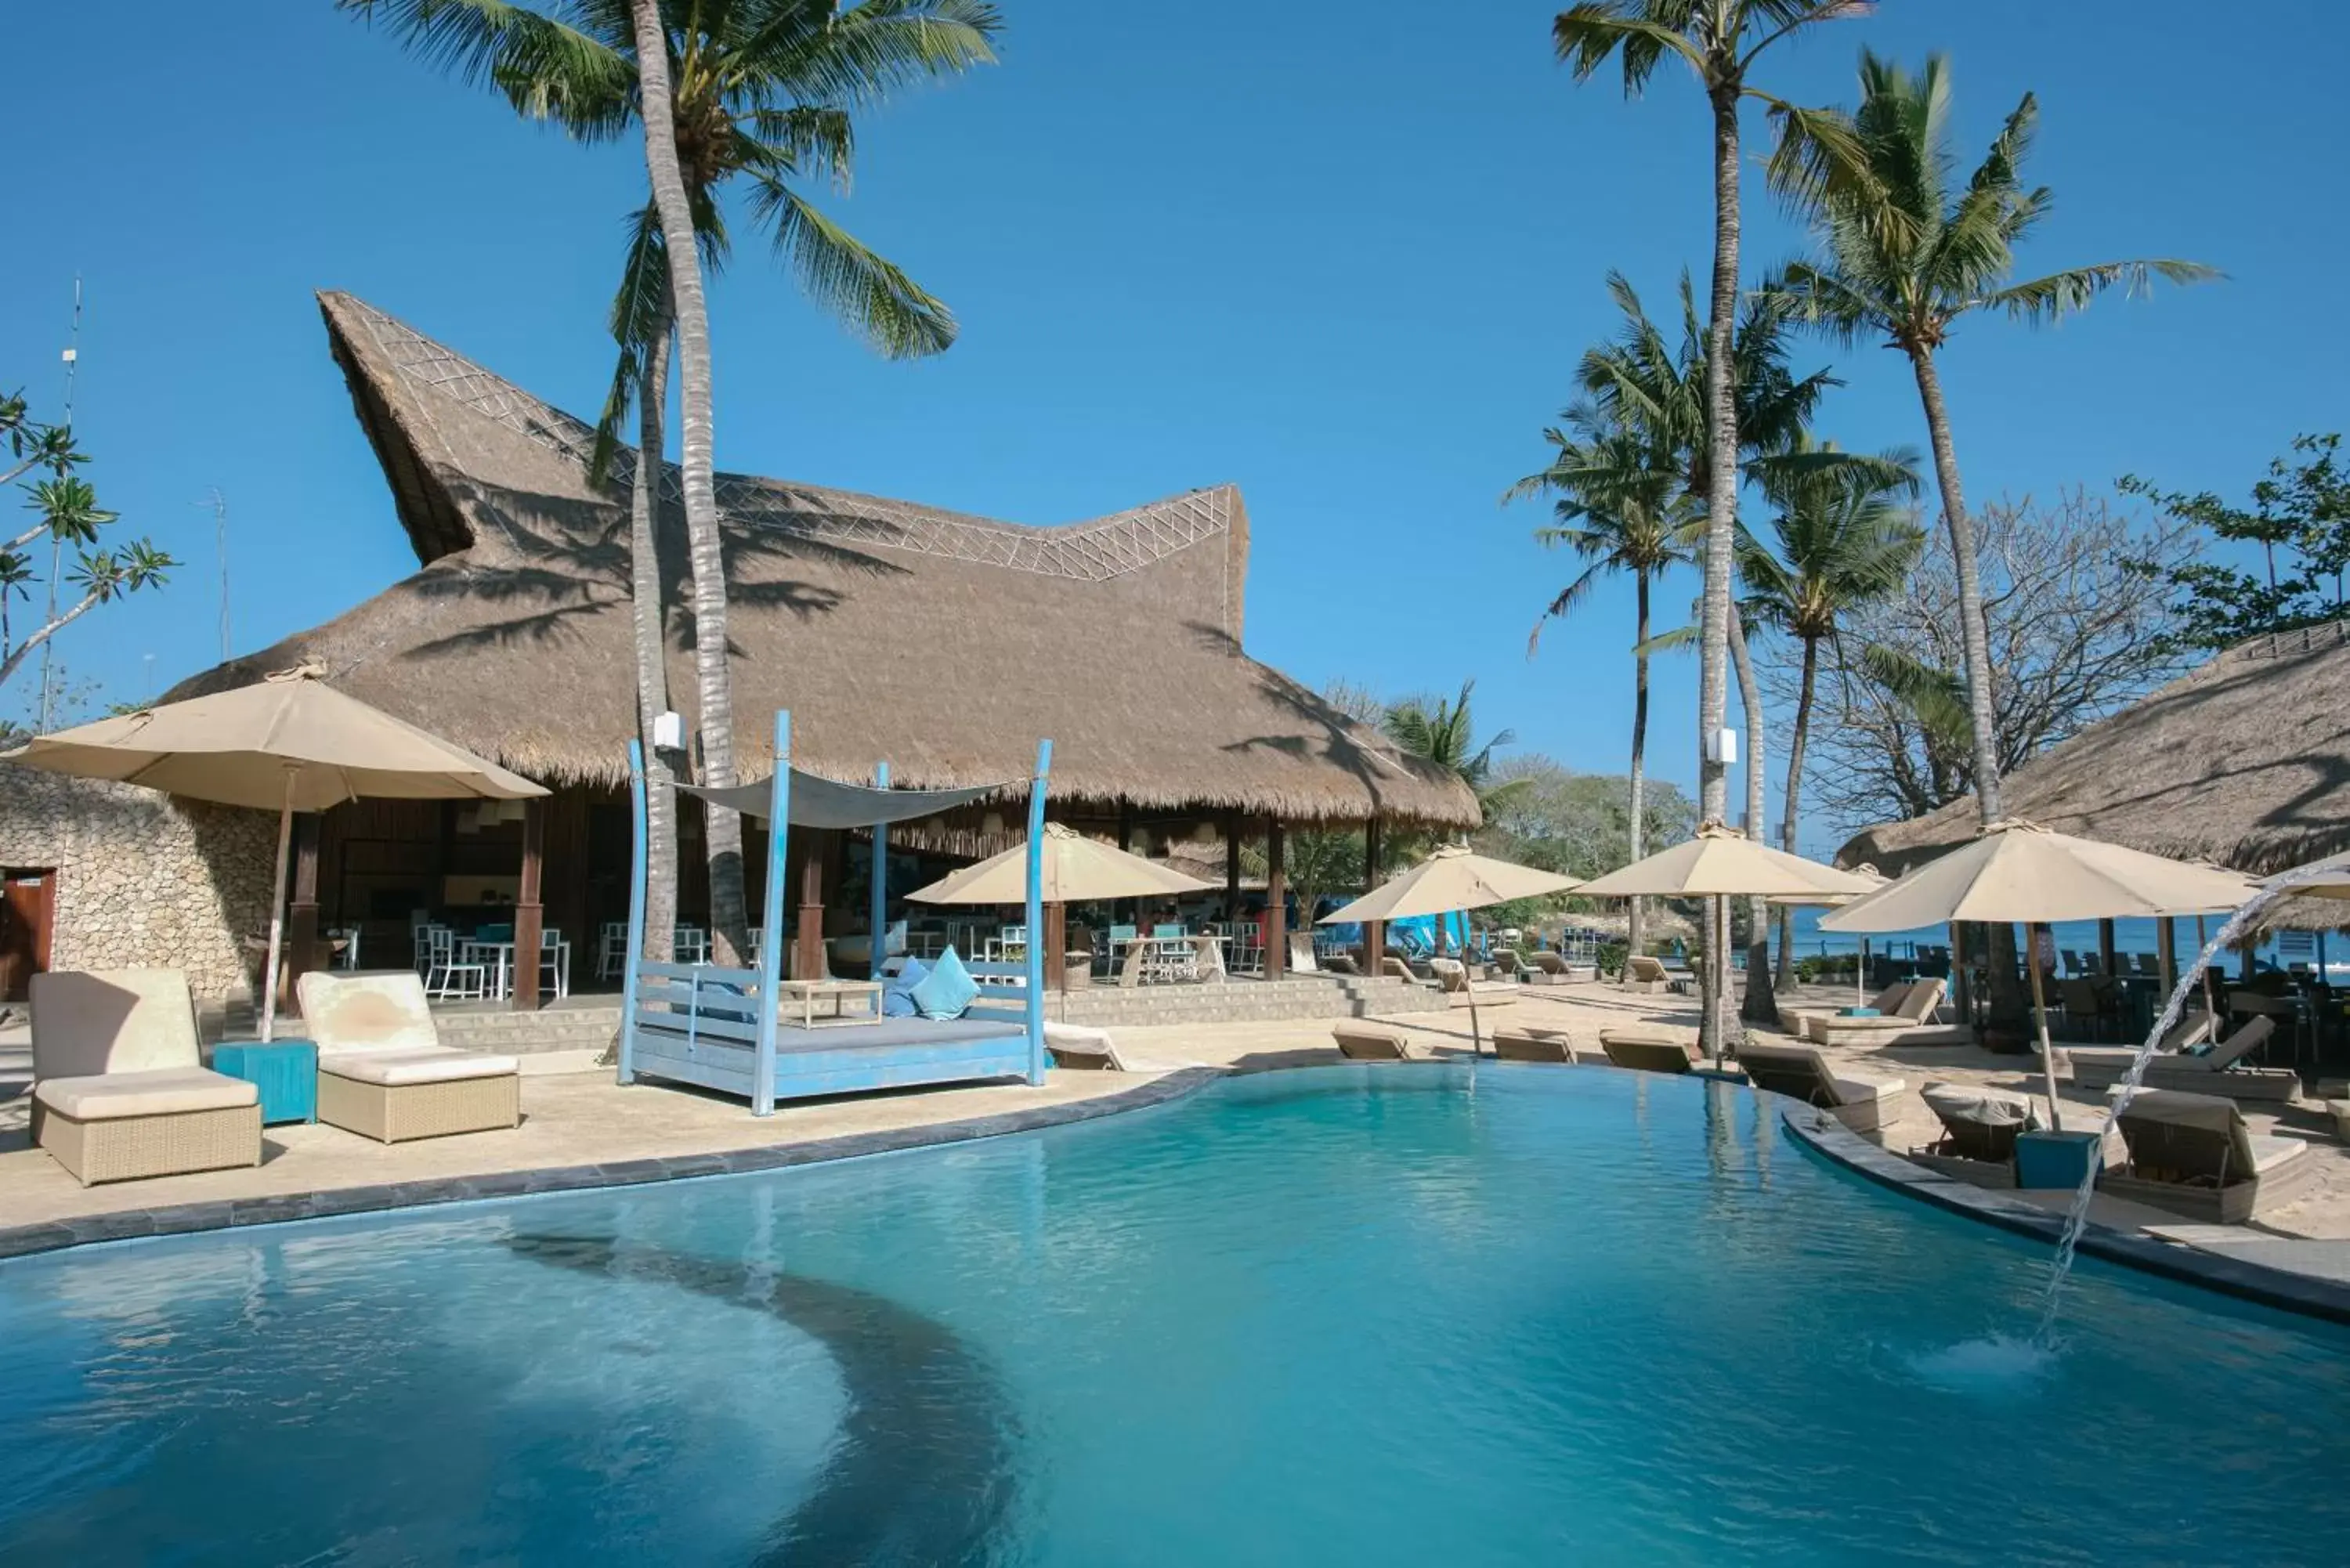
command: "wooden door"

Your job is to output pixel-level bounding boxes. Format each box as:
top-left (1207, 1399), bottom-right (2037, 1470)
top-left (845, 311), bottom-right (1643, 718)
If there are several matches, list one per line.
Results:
top-left (1, 868), bottom-right (56, 1002)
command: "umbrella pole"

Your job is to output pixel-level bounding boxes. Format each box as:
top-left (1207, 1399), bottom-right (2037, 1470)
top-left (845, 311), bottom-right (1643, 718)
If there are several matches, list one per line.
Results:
top-left (1461, 905), bottom-right (1482, 1059)
top-left (2028, 920), bottom-right (2063, 1133)
top-left (2198, 916), bottom-right (2214, 1022)
top-left (258, 768), bottom-right (296, 1043)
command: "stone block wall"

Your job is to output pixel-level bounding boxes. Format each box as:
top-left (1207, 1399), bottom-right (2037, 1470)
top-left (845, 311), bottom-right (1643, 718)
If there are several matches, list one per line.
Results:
top-left (0, 764), bottom-right (277, 1003)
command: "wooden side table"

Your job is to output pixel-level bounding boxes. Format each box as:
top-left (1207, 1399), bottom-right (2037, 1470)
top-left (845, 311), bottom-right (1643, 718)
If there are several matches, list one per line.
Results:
top-left (212, 1039), bottom-right (320, 1125)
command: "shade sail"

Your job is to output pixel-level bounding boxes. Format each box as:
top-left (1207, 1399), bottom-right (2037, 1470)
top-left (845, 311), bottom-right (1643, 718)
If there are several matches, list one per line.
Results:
top-left (1575, 827), bottom-right (1873, 900)
top-left (906, 823), bottom-right (1215, 905)
top-left (678, 771), bottom-right (1014, 830)
top-left (1821, 821), bottom-right (2256, 933)
top-left (1318, 844), bottom-right (1578, 925)
top-left (1, 668), bottom-right (544, 811)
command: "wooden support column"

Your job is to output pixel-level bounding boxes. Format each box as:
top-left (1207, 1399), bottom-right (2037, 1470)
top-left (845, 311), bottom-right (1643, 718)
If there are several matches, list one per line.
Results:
top-left (1951, 923), bottom-right (1972, 1022)
top-left (795, 831), bottom-right (828, 981)
top-left (1264, 819), bottom-right (1288, 979)
top-left (1046, 903), bottom-right (1068, 992)
top-left (1361, 817), bottom-right (1385, 974)
top-left (2157, 916), bottom-right (2178, 1004)
top-left (285, 813), bottom-right (322, 1010)
top-left (2097, 918), bottom-right (2117, 979)
top-left (513, 798), bottom-right (545, 1011)
top-left (1223, 811), bottom-right (1242, 922)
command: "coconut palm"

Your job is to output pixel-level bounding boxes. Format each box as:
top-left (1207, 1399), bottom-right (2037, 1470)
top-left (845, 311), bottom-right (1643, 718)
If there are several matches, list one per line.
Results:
top-left (342, 0), bottom-right (1000, 964)
top-left (1513, 416), bottom-right (1699, 971)
top-left (1383, 681), bottom-right (1528, 823)
top-left (1738, 442), bottom-right (1925, 983)
top-left (1552, 2), bottom-right (1871, 840)
top-left (1770, 49), bottom-right (2218, 831)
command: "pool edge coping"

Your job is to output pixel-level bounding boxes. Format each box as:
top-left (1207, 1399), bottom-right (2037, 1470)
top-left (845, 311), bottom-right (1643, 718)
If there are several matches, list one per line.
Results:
top-left (1780, 1102), bottom-right (2350, 1327)
top-left (0, 1068), bottom-right (1231, 1263)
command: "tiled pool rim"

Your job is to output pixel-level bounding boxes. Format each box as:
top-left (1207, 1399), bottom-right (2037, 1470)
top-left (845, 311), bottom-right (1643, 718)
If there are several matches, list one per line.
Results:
top-left (4, 1062), bottom-right (2347, 1327)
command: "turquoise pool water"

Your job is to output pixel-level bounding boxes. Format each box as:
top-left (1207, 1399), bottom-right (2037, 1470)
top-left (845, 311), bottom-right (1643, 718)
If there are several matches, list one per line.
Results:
top-left (3, 1066), bottom-right (2346, 1565)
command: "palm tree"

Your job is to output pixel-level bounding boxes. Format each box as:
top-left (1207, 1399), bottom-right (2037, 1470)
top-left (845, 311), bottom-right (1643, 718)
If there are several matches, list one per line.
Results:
top-left (1383, 681), bottom-right (1528, 824)
top-left (1738, 443), bottom-right (1925, 984)
top-left (1552, 2), bottom-right (1871, 841)
top-left (1513, 417), bottom-right (1699, 972)
top-left (1770, 49), bottom-right (2218, 832)
top-left (342, 0), bottom-right (1000, 965)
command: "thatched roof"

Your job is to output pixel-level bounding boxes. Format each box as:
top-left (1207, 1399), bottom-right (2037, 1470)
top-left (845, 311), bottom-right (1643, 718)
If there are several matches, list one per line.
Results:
top-left (1839, 620), bottom-right (2350, 879)
top-left (168, 293), bottom-right (1476, 828)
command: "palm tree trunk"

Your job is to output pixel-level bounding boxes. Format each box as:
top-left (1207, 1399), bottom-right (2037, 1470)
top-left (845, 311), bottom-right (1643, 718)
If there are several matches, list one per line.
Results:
top-left (630, 332), bottom-right (679, 963)
top-left (1729, 604), bottom-right (1774, 1025)
top-left (1774, 634), bottom-right (1819, 990)
top-left (1696, 85), bottom-right (1744, 1057)
top-left (1904, 346), bottom-right (2002, 826)
top-left (631, 0), bottom-right (750, 966)
top-left (1625, 569), bottom-right (1649, 984)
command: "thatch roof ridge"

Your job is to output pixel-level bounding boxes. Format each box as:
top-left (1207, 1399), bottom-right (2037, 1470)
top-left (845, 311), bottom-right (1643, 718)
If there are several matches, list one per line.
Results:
top-left (1838, 619), bottom-right (2350, 876)
top-left (164, 293), bottom-right (1473, 827)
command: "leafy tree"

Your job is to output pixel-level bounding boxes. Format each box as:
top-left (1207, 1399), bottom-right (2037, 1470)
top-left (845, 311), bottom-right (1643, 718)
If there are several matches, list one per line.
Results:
top-left (1477, 755), bottom-right (1698, 934)
top-left (2120, 435), bottom-right (2350, 651)
top-left (342, 0), bottom-right (1000, 965)
top-left (1737, 439), bottom-right (1924, 982)
top-left (0, 392), bottom-right (173, 697)
top-left (1771, 49), bottom-right (2218, 834)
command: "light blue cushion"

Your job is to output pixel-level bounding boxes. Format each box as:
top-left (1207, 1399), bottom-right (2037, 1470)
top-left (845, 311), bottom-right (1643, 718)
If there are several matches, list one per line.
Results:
top-left (882, 957), bottom-right (929, 1019)
top-left (909, 946), bottom-right (979, 1021)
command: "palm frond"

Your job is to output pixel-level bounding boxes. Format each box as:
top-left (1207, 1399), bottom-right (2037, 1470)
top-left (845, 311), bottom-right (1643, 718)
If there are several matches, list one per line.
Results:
top-left (747, 175), bottom-right (958, 356)
top-left (1551, 4), bottom-right (1708, 92)
top-left (1983, 258), bottom-right (2222, 327)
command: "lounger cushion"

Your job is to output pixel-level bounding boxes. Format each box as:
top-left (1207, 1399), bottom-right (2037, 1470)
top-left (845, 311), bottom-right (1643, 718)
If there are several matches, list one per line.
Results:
top-left (1830, 1073), bottom-right (1906, 1106)
top-left (320, 1046), bottom-right (519, 1086)
top-left (1921, 1082), bottom-right (2037, 1130)
top-left (296, 970), bottom-right (440, 1053)
top-left (34, 1067), bottom-right (258, 1121)
top-left (30, 970), bottom-right (202, 1078)
top-left (1333, 1023), bottom-right (1411, 1060)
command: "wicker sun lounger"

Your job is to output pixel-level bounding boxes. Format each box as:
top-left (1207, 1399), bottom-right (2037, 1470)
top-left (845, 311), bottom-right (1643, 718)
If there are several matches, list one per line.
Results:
top-left (2101, 1089), bottom-right (2319, 1224)
top-left (1911, 1082), bottom-right (2041, 1182)
top-left (1734, 1040), bottom-right (1909, 1135)
top-left (1491, 1025), bottom-right (1576, 1063)
top-left (1043, 1021), bottom-right (1130, 1071)
top-left (1622, 955), bottom-right (1674, 994)
top-left (2067, 1015), bottom-right (2294, 1100)
top-left (1795, 977), bottom-right (1969, 1047)
top-left (27, 970), bottom-right (263, 1186)
top-left (1332, 1021), bottom-right (1413, 1060)
top-left (1599, 1031), bottom-right (1698, 1075)
top-left (297, 971), bottom-right (520, 1143)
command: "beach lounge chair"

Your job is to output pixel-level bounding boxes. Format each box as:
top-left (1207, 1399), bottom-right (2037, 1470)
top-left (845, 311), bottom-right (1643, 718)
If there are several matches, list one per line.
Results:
top-left (1332, 1021), bottom-right (1412, 1060)
top-left (1795, 977), bottom-right (1969, 1047)
top-left (1913, 1082), bottom-right (2041, 1181)
top-left (1734, 1040), bottom-right (1910, 1135)
top-left (27, 970), bottom-right (263, 1186)
top-left (1599, 1031), bottom-right (1698, 1075)
top-left (1623, 954), bottom-right (1672, 994)
top-left (1428, 956), bottom-right (1517, 1010)
top-left (2101, 1089), bottom-right (2319, 1224)
top-left (1491, 1025), bottom-right (1575, 1063)
top-left (1782, 980), bottom-right (1915, 1042)
top-left (1043, 1021), bottom-right (1130, 1071)
top-left (2067, 1015), bottom-right (2295, 1100)
top-left (296, 971), bottom-right (521, 1143)
top-left (1321, 952), bottom-right (1362, 976)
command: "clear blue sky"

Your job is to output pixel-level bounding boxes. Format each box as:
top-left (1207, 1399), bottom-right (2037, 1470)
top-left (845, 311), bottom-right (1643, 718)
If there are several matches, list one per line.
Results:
top-left (3, 2), bottom-right (2338, 850)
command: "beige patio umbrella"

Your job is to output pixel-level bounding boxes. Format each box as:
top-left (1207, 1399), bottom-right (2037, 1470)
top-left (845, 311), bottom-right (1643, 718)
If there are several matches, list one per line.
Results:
top-left (1823, 821), bottom-right (2255, 1128)
top-left (1770, 865), bottom-right (1889, 1010)
top-left (1576, 824), bottom-right (1877, 1065)
top-left (906, 823), bottom-right (1216, 991)
top-left (1, 667), bottom-right (544, 1039)
top-left (1318, 844), bottom-right (1581, 1057)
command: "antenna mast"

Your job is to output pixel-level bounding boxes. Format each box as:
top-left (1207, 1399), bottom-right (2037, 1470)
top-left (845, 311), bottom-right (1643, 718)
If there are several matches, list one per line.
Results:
top-left (35, 276), bottom-right (82, 732)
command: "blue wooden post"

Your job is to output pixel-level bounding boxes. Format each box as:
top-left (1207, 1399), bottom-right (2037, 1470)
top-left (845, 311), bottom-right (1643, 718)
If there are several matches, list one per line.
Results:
top-left (753, 710), bottom-right (792, 1117)
top-left (1024, 739), bottom-right (1052, 1083)
top-left (870, 760), bottom-right (889, 981)
top-left (617, 739), bottom-right (649, 1086)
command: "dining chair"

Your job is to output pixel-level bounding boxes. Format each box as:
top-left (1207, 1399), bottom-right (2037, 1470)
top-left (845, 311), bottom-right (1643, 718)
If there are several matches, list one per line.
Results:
top-left (538, 928), bottom-right (569, 1000)
top-left (424, 926), bottom-right (488, 1002)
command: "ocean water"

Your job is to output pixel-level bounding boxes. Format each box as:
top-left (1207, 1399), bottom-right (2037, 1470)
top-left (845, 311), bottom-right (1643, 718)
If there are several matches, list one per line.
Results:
top-left (1769, 903), bottom-right (2330, 974)
top-left (2, 1067), bottom-right (2346, 1565)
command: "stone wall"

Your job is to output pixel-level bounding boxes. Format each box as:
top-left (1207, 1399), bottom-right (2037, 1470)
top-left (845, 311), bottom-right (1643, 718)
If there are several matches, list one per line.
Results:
top-left (0, 764), bottom-right (278, 1003)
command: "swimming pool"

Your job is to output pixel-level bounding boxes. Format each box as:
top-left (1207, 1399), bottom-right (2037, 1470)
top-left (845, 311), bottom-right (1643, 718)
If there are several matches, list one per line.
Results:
top-left (3, 1065), bottom-right (2345, 1565)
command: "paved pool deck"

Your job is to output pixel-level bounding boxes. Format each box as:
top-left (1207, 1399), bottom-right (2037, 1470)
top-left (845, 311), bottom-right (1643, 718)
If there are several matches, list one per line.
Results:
top-left (5, 987), bottom-right (2348, 1303)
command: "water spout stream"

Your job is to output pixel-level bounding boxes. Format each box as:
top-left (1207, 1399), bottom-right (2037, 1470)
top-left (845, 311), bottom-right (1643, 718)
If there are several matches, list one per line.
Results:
top-left (2036, 869), bottom-right (2330, 1337)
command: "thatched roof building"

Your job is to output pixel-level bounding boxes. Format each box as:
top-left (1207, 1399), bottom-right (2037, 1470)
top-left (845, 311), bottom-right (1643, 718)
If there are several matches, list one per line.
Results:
top-left (1839, 620), bottom-right (2350, 880)
top-left (169, 293), bottom-right (1474, 830)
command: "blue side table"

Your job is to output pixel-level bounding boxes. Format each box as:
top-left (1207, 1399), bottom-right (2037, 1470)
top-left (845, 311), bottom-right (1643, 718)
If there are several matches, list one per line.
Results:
top-left (212, 1039), bottom-right (320, 1126)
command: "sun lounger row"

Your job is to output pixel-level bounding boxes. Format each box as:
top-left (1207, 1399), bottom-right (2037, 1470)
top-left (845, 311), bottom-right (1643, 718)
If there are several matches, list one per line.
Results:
top-left (27, 968), bottom-right (521, 1187)
top-left (1785, 978), bottom-right (1970, 1047)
